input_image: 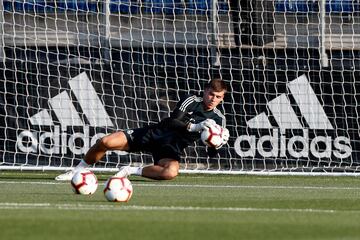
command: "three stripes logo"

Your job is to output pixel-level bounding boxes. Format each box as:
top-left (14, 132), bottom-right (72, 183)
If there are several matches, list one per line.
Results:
top-left (17, 72), bottom-right (114, 155)
top-left (234, 75), bottom-right (352, 159)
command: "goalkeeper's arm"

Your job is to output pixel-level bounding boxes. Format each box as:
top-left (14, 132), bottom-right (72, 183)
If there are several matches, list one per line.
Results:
top-left (158, 109), bottom-right (189, 130)
top-left (159, 110), bottom-right (216, 132)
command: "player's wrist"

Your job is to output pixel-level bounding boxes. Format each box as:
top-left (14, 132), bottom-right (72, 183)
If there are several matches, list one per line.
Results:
top-left (187, 123), bottom-right (197, 132)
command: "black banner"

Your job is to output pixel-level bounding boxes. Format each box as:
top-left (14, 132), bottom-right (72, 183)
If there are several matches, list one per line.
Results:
top-left (1, 61), bottom-right (359, 171)
top-left (226, 70), bottom-right (360, 171)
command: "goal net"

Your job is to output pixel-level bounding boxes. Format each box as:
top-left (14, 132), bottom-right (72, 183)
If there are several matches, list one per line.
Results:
top-left (1, 0), bottom-right (359, 175)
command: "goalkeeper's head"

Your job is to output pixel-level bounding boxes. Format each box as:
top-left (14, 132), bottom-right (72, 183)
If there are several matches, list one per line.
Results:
top-left (203, 79), bottom-right (228, 110)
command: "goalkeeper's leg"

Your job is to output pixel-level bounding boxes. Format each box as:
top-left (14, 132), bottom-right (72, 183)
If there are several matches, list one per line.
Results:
top-left (55, 131), bottom-right (129, 181)
top-left (115, 158), bottom-right (179, 180)
top-left (141, 159), bottom-right (179, 180)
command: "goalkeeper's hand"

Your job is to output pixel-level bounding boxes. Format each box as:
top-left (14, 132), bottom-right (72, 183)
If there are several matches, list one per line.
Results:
top-left (187, 119), bottom-right (216, 132)
top-left (222, 127), bottom-right (230, 144)
top-left (215, 127), bottom-right (230, 149)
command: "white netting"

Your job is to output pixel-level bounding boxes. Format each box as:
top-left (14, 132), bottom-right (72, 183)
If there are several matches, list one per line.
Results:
top-left (0, 0), bottom-right (359, 175)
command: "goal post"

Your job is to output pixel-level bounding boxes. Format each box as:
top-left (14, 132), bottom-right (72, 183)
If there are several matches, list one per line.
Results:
top-left (0, 0), bottom-right (359, 175)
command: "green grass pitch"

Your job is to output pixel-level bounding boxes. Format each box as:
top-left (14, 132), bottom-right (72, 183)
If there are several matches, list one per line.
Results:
top-left (1, 171), bottom-right (360, 240)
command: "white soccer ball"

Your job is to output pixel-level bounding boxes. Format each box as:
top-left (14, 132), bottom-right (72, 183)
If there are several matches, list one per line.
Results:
top-left (201, 123), bottom-right (223, 148)
top-left (70, 170), bottom-right (98, 195)
top-left (103, 177), bottom-right (133, 202)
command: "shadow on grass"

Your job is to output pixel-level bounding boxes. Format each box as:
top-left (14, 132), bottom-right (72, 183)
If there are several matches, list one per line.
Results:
top-left (0, 172), bottom-right (160, 183)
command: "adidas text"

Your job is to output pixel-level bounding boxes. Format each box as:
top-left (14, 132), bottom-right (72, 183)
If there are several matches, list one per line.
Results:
top-left (234, 129), bottom-right (352, 159)
top-left (17, 126), bottom-right (105, 155)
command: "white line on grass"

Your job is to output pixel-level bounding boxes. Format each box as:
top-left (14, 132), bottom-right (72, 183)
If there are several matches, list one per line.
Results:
top-left (136, 183), bottom-right (360, 190)
top-left (0, 202), bottom-right (355, 214)
top-left (0, 180), bottom-right (359, 190)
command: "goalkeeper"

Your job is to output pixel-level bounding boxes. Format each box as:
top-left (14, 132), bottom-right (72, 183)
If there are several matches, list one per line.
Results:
top-left (55, 79), bottom-right (229, 181)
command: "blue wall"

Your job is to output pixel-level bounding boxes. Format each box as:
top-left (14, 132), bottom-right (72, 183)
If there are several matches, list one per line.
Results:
top-left (276, 0), bottom-right (358, 13)
top-left (4, 1), bottom-right (358, 14)
top-left (3, 0), bottom-right (229, 14)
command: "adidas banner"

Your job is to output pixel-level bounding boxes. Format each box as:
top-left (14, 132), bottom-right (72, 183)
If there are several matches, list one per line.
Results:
top-left (0, 64), bottom-right (359, 170)
top-left (229, 70), bottom-right (360, 169)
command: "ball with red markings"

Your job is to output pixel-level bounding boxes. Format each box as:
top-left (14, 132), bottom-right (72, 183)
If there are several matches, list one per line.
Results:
top-left (201, 123), bottom-right (223, 148)
top-left (103, 177), bottom-right (133, 202)
top-left (70, 170), bottom-right (98, 195)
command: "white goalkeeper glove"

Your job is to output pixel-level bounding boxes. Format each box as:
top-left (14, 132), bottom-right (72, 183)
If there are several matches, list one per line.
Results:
top-left (187, 119), bottom-right (216, 132)
top-left (215, 127), bottom-right (230, 149)
top-left (222, 127), bottom-right (229, 144)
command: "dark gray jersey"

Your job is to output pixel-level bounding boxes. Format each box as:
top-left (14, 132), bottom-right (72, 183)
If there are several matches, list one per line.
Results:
top-left (155, 94), bottom-right (226, 145)
top-left (125, 94), bottom-right (227, 162)
top-left (175, 94), bottom-right (226, 128)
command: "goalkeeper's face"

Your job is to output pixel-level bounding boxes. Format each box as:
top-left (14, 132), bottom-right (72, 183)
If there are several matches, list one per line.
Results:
top-left (203, 88), bottom-right (226, 110)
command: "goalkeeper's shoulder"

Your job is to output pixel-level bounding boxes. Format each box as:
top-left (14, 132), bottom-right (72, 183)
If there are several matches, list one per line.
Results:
top-left (177, 94), bottom-right (202, 105)
top-left (212, 108), bottom-right (226, 128)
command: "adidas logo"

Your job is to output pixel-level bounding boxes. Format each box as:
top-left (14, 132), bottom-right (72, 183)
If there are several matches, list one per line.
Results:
top-left (234, 75), bottom-right (352, 159)
top-left (29, 72), bottom-right (113, 129)
top-left (17, 72), bottom-right (115, 155)
top-left (246, 75), bottom-right (333, 130)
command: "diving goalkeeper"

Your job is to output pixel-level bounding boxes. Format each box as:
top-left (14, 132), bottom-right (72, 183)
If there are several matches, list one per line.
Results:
top-left (55, 79), bottom-right (229, 181)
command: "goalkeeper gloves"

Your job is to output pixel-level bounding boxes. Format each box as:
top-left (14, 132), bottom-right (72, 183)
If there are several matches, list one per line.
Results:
top-left (187, 119), bottom-right (216, 132)
top-left (222, 127), bottom-right (230, 144)
top-left (215, 127), bottom-right (230, 150)
top-left (208, 127), bottom-right (230, 154)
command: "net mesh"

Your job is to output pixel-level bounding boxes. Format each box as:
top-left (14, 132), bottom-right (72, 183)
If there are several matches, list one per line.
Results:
top-left (0, 0), bottom-right (359, 174)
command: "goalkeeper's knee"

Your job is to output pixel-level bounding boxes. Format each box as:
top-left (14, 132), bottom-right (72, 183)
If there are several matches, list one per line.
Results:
top-left (159, 169), bottom-right (178, 180)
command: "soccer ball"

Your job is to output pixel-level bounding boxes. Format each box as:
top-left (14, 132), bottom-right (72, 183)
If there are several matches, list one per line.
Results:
top-left (103, 177), bottom-right (133, 202)
top-left (70, 170), bottom-right (98, 195)
top-left (201, 124), bottom-right (223, 148)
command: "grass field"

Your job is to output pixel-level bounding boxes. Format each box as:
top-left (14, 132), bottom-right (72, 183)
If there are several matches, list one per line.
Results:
top-left (1, 171), bottom-right (360, 240)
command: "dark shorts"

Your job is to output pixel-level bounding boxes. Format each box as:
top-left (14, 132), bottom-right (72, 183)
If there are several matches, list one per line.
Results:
top-left (123, 127), bottom-right (184, 164)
